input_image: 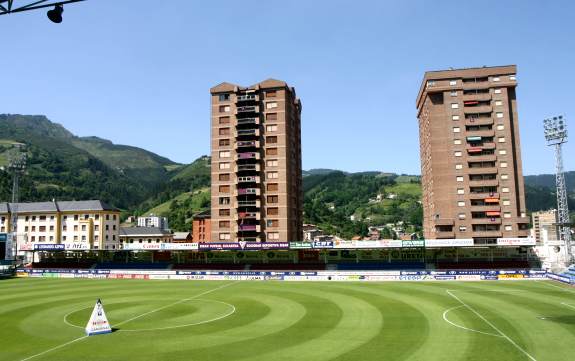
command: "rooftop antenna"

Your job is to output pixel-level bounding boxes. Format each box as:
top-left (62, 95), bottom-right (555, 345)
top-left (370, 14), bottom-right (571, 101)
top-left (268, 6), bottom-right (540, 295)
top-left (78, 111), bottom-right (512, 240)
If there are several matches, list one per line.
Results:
top-left (543, 115), bottom-right (572, 265)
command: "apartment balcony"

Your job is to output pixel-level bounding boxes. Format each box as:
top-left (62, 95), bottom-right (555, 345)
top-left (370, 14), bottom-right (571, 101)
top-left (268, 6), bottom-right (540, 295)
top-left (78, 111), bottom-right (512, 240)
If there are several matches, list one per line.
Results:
top-left (236, 164), bottom-right (260, 172)
top-left (465, 117), bottom-right (493, 127)
top-left (468, 167), bottom-right (498, 175)
top-left (470, 205), bottom-right (501, 213)
top-left (464, 105), bottom-right (492, 114)
top-left (236, 94), bottom-right (258, 102)
top-left (236, 152), bottom-right (260, 161)
top-left (238, 176), bottom-right (261, 184)
top-left (434, 218), bottom-right (454, 226)
top-left (237, 200), bottom-right (261, 208)
top-left (237, 211), bottom-right (260, 221)
top-left (435, 230), bottom-right (455, 239)
top-left (463, 93), bottom-right (492, 102)
top-left (236, 128), bottom-right (260, 138)
top-left (516, 216), bottom-right (531, 224)
top-left (237, 118), bottom-right (260, 126)
top-left (237, 224), bottom-right (261, 233)
top-left (462, 81), bottom-right (490, 91)
top-left (238, 237), bottom-right (261, 242)
top-left (469, 179), bottom-right (499, 187)
top-left (236, 140), bottom-right (259, 149)
top-left (471, 230), bottom-right (502, 238)
top-left (466, 129), bottom-right (495, 138)
top-left (467, 154), bottom-right (497, 163)
top-left (469, 192), bottom-right (500, 200)
top-left (471, 218), bottom-right (502, 225)
top-left (235, 106), bottom-right (259, 114)
top-left (236, 188), bottom-right (260, 196)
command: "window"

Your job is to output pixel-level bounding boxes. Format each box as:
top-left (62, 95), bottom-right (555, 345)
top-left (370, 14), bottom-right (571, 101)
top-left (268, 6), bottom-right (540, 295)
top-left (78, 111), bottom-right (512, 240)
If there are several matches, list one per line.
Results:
top-left (62, 236), bottom-right (66, 241)
top-left (267, 207), bottom-right (279, 216)
top-left (499, 150), bottom-right (507, 155)
top-left (503, 199), bottom-right (511, 206)
top-left (219, 233), bottom-right (231, 240)
top-left (458, 201), bottom-right (466, 207)
top-left (95, 214), bottom-right (99, 220)
top-left (494, 89), bottom-right (502, 94)
top-left (498, 137), bottom-right (506, 143)
top-left (459, 226), bottom-right (467, 232)
top-left (501, 174), bottom-right (509, 180)
top-left (219, 105), bottom-right (230, 113)
top-left (39, 215), bottom-right (46, 221)
top-left (503, 212), bottom-right (512, 219)
top-left (451, 103), bottom-right (459, 109)
top-left (496, 112), bottom-right (504, 118)
top-left (266, 148), bottom-right (278, 156)
top-left (455, 164), bottom-right (463, 170)
top-left (84, 214), bottom-right (89, 220)
top-left (219, 185), bottom-right (230, 193)
top-left (502, 187), bottom-right (510, 193)
top-left (219, 162), bottom-right (231, 170)
top-left (219, 209), bottom-right (230, 216)
top-left (495, 100), bottom-right (503, 106)
top-left (39, 226), bottom-right (46, 232)
top-left (268, 232), bottom-right (280, 240)
top-left (219, 221), bottom-right (230, 228)
top-left (454, 151), bottom-right (462, 157)
top-left (453, 127), bottom-right (461, 133)
top-left (457, 188), bottom-right (465, 195)
top-left (267, 171), bottom-right (278, 179)
top-left (219, 151), bottom-right (230, 158)
top-left (452, 115), bottom-right (460, 121)
top-left (81, 235), bottom-right (86, 241)
top-left (81, 225), bottom-right (87, 231)
top-left (266, 102), bottom-right (278, 109)
top-left (500, 162), bottom-right (508, 168)
top-left (267, 195), bottom-right (279, 204)
top-left (449, 80), bottom-right (457, 86)
top-left (219, 173), bottom-right (230, 181)
top-left (509, 75), bottom-right (516, 81)
top-left (267, 220), bottom-right (279, 228)
top-left (266, 125), bottom-right (278, 132)
top-left (219, 139), bottom-right (230, 146)
top-left (266, 136), bottom-right (278, 144)
top-left (450, 91), bottom-right (457, 97)
top-left (219, 94), bottom-right (230, 101)
top-left (504, 225), bottom-right (513, 231)
top-left (266, 160), bottom-right (278, 167)
top-left (267, 183), bottom-right (279, 191)
top-left (105, 225), bottom-right (109, 230)
top-left (219, 128), bottom-right (230, 136)
top-left (73, 225), bottom-right (78, 231)
top-left (95, 225), bottom-right (99, 231)
top-left (32, 216), bottom-right (36, 221)
top-left (454, 139), bottom-right (462, 145)
top-left (74, 215), bottom-right (79, 221)
top-left (266, 90), bottom-right (277, 98)
top-left (458, 213), bottom-right (466, 220)
top-left (219, 116), bottom-right (230, 124)
top-left (493, 77), bottom-right (500, 82)
top-left (456, 176), bottom-right (464, 182)
top-left (267, 113), bottom-right (277, 121)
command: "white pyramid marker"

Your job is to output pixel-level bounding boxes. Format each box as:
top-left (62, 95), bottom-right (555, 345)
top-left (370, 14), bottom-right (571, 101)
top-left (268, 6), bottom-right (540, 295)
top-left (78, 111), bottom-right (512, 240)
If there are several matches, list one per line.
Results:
top-left (85, 299), bottom-right (112, 336)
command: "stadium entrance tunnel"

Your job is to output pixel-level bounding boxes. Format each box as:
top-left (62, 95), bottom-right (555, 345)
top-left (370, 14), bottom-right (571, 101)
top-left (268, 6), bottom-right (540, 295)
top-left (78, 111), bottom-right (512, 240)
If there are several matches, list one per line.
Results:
top-left (65, 299), bottom-right (235, 332)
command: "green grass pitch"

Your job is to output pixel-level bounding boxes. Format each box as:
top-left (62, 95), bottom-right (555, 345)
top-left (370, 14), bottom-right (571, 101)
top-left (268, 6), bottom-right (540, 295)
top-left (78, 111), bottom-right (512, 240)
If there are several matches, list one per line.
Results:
top-left (1, 278), bottom-right (574, 361)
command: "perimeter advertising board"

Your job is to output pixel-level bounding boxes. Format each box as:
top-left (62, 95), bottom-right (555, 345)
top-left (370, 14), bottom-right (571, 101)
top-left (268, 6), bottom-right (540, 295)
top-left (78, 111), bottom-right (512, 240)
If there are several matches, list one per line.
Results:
top-left (198, 242), bottom-right (289, 251)
top-left (425, 239), bottom-right (474, 248)
top-left (496, 238), bottom-right (536, 246)
top-left (123, 243), bottom-right (199, 251)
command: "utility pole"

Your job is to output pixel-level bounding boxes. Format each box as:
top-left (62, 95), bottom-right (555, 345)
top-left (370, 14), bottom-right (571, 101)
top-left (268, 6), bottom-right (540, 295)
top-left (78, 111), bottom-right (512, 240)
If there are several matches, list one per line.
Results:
top-left (543, 115), bottom-right (572, 265)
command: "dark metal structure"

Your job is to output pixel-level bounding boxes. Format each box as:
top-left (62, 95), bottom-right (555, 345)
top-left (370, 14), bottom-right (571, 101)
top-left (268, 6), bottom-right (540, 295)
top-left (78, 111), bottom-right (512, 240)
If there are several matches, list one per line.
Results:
top-left (0, 0), bottom-right (85, 17)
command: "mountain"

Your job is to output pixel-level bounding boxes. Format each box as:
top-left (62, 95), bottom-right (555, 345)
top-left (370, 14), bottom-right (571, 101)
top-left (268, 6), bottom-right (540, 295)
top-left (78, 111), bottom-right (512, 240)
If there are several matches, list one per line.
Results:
top-left (0, 114), bottom-right (180, 209)
top-left (524, 172), bottom-right (575, 194)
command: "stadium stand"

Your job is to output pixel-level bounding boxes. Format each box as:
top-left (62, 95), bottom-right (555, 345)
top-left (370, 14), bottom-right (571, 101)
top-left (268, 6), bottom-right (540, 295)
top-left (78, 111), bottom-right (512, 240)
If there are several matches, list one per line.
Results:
top-left (560, 264), bottom-right (575, 282)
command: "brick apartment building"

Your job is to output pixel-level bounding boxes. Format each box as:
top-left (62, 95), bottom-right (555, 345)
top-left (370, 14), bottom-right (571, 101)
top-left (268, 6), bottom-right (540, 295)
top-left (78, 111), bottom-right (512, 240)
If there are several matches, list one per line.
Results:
top-left (210, 79), bottom-right (303, 242)
top-left (416, 65), bottom-right (530, 243)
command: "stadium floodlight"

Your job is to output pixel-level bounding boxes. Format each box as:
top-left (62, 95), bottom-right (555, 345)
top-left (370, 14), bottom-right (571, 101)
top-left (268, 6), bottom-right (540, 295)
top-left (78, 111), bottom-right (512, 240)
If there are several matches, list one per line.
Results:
top-left (0, 1), bottom-right (85, 23)
top-left (543, 115), bottom-right (572, 265)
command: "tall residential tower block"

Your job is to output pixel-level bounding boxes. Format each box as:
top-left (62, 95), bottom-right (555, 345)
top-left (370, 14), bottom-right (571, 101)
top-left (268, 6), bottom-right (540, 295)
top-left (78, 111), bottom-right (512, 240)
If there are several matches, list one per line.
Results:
top-left (416, 65), bottom-right (530, 243)
top-left (210, 79), bottom-right (303, 243)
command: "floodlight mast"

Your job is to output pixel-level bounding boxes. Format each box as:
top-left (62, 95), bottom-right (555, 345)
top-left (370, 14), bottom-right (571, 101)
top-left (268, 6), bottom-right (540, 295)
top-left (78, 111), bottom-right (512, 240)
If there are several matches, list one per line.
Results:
top-left (7, 144), bottom-right (27, 263)
top-left (0, 0), bottom-right (85, 20)
top-left (543, 115), bottom-right (572, 264)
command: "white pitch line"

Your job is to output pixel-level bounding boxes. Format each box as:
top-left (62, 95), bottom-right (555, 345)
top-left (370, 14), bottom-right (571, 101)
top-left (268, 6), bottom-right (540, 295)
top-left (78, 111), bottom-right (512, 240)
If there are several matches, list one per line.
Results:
top-left (446, 289), bottom-right (537, 361)
top-left (561, 302), bottom-right (575, 311)
top-left (442, 305), bottom-right (503, 337)
top-left (19, 336), bottom-right (88, 361)
top-left (20, 281), bottom-right (238, 361)
top-left (114, 281), bottom-right (238, 327)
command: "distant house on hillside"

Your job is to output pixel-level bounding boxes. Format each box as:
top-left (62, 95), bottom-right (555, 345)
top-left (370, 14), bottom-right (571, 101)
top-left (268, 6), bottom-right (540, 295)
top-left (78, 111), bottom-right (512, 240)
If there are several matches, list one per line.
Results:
top-left (173, 232), bottom-right (192, 243)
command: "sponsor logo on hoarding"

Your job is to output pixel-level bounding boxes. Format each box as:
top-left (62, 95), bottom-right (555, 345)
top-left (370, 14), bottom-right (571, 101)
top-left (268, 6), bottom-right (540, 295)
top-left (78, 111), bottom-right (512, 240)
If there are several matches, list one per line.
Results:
top-left (289, 242), bottom-right (313, 249)
top-left (496, 238), bottom-right (536, 246)
top-left (498, 274), bottom-right (524, 279)
top-left (312, 240), bottom-right (334, 249)
top-left (198, 242), bottom-right (289, 251)
top-left (402, 240), bottom-right (425, 248)
top-left (425, 239), bottom-right (474, 248)
top-left (64, 243), bottom-right (91, 250)
top-left (34, 244), bottom-right (65, 251)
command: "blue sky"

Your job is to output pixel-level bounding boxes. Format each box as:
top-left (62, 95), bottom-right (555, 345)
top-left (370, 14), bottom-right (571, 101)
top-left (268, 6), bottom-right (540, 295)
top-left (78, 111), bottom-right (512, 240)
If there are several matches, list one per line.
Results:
top-left (1, 0), bottom-right (574, 175)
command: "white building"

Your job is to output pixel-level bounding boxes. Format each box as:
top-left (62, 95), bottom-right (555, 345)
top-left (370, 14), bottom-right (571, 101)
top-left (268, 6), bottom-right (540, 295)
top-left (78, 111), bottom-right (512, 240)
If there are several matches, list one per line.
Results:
top-left (0, 200), bottom-right (121, 251)
top-left (137, 214), bottom-right (169, 230)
